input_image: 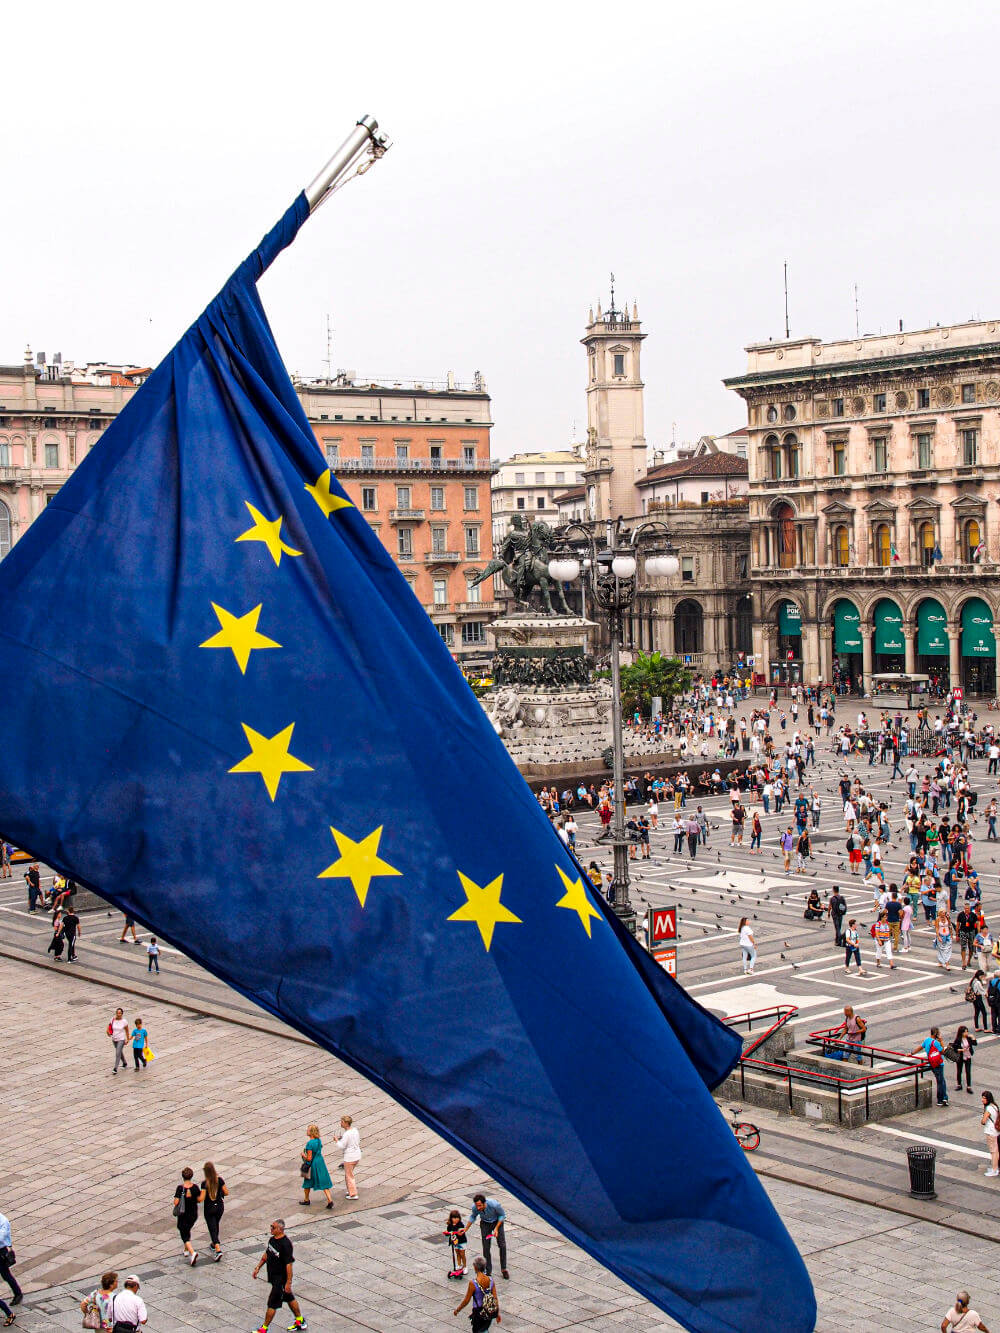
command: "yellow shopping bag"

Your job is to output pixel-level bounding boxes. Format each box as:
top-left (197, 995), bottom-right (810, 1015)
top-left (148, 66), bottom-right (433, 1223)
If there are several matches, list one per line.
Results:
top-left (143, 1046), bottom-right (155, 1062)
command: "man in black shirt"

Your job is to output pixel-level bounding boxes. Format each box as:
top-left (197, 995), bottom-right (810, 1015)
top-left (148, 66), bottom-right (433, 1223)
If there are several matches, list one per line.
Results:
top-left (252, 1219), bottom-right (307, 1331)
top-left (827, 887), bottom-right (848, 947)
top-left (61, 908), bottom-right (81, 962)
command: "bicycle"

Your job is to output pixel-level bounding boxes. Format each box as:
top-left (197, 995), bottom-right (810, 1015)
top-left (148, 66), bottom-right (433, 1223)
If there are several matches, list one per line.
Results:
top-left (728, 1106), bottom-right (760, 1152)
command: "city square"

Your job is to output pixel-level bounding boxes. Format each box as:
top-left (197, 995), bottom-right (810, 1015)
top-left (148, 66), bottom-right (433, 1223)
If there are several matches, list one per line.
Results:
top-left (4, 6), bottom-right (1000, 1333)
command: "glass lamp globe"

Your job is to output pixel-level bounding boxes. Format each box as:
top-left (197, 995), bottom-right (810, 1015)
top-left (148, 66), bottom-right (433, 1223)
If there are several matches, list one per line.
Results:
top-left (611, 554), bottom-right (637, 578)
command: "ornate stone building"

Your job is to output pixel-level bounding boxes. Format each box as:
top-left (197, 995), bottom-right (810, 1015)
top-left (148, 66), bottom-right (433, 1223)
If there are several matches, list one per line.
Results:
top-left (725, 320), bottom-right (1000, 694)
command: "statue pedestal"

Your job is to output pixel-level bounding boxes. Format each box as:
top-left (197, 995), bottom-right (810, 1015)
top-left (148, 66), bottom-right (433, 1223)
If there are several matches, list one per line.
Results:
top-left (483, 614), bottom-right (675, 778)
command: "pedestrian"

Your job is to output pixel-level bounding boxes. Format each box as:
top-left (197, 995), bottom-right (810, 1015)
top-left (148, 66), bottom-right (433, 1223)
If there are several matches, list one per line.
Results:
top-left (199, 1161), bottom-right (228, 1261)
top-left (252, 1218), bottom-right (307, 1332)
top-left (107, 1277), bottom-right (146, 1331)
top-left (941, 1291), bottom-right (990, 1331)
top-left (108, 1008), bottom-right (129, 1074)
top-left (453, 1256), bottom-right (500, 1330)
top-left (173, 1166), bottom-right (200, 1266)
top-left (749, 811), bottom-right (762, 855)
top-left (957, 905), bottom-right (977, 970)
top-left (80, 1270), bottom-right (118, 1330)
top-left (872, 910), bottom-right (895, 970)
top-left (738, 917), bottom-right (756, 975)
top-left (146, 938), bottom-right (160, 973)
top-left (23, 863), bottom-right (41, 912)
top-left (844, 919), bottom-right (866, 975)
top-left (832, 1005), bottom-right (866, 1064)
top-left (46, 912), bottom-right (65, 961)
top-left (951, 1024), bottom-right (976, 1094)
top-left (913, 1027), bottom-right (949, 1107)
top-left (982, 1093), bottom-right (1000, 1179)
top-left (131, 1017), bottom-right (149, 1070)
top-left (334, 1115), bottom-right (361, 1200)
top-left (0, 1213), bottom-right (21, 1311)
top-left (730, 803), bottom-right (745, 847)
top-left (936, 908), bottom-right (955, 971)
top-left (989, 975), bottom-right (1000, 1035)
top-left (444, 1208), bottom-right (469, 1280)
top-left (900, 895), bottom-right (914, 953)
top-left (299, 1125), bottom-right (335, 1209)
top-left (61, 904), bottom-right (81, 961)
top-left (119, 914), bottom-right (139, 944)
top-left (467, 1194), bottom-right (508, 1280)
top-left (780, 827), bottom-right (794, 874)
top-left (971, 971), bottom-right (990, 1031)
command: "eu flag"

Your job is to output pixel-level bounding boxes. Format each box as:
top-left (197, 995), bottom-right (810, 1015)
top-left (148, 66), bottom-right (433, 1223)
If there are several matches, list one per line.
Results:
top-left (0, 195), bottom-right (815, 1332)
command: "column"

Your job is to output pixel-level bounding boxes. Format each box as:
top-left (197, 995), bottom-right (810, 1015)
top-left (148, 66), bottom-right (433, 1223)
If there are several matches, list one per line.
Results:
top-left (818, 627), bottom-right (833, 686)
top-left (904, 624), bottom-right (916, 675)
top-left (948, 622), bottom-right (960, 690)
top-left (861, 623), bottom-right (873, 696)
top-left (801, 620), bottom-right (821, 686)
top-left (659, 602), bottom-right (674, 657)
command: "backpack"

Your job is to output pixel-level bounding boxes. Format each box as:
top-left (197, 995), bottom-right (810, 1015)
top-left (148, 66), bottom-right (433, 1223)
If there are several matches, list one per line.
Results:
top-left (870, 923), bottom-right (878, 939)
top-left (965, 981), bottom-right (976, 1004)
top-left (855, 1017), bottom-right (867, 1036)
top-left (989, 977), bottom-right (1000, 1005)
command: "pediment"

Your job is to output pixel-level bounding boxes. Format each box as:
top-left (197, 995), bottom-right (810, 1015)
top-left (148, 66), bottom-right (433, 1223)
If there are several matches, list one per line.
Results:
top-left (863, 499), bottom-right (897, 518)
top-left (820, 500), bottom-right (855, 519)
top-left (951, 495), bottom-right (988, 512)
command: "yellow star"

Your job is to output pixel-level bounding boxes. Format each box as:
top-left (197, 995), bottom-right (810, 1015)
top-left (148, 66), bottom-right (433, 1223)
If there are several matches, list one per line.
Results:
top-left (305, 470), bottom-right (353, 518)
top-left (235, 501), bottom-right (303, 566)
top-left (199, 602), bottom-right (281, 675)
top-left (554, 864), bottom-right (603, 938)
top-left (318, 825), bottom-right (401, 907)
top-left (447, 871), bottom-right (521, 952)
top-left (228, 723), bottom-right (313, 801)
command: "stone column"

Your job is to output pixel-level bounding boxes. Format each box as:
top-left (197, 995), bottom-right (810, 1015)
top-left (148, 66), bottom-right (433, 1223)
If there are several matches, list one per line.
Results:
top-left (948, 623), bottom-right (961, 690)
top-left (659, 604), bottom-right (675, 657)
top-left (801, 620), bottom-right (821, 686)
top-left (817, 625), bottom-right (833, 686)
top-left (861, 623), bottom-right (873, 695)
top-left (904, 624), bottom-right (916, 675)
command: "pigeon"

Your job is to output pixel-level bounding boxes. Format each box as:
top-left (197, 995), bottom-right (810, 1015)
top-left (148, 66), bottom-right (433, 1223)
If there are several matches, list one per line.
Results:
top-left (780, 952), bottom-right (786, 960)
top-left (715, 912), bottom-right (723, 919)
top-left (792, 962), bottom-right (800, 970)
top-left (753, 913), bottom-right (758, 919)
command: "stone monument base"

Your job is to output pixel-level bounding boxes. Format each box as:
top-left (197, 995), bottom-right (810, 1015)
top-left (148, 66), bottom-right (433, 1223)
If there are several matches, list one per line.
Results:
top-left (483, 614), bottom-right (676, 776)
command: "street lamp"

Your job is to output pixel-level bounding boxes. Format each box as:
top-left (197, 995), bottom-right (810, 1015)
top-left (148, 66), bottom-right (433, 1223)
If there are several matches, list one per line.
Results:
top-left (549, 517), bottom-right (679, 933)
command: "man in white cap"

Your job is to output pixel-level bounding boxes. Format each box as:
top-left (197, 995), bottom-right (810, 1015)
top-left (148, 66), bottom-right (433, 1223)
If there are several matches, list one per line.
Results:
top-left (109, 1276), bottom-right (147, 1327)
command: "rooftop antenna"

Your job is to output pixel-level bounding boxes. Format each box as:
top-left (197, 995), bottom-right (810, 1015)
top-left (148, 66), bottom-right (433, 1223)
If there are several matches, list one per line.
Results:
top-left (324, 314), bottom-right (333, 380)
top-left (854, 283), bottom-right (860, 338)
top-left (783, 261), bottom-right (790, 339)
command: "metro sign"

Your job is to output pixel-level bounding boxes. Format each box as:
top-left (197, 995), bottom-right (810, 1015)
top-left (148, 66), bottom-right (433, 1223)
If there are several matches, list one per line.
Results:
top-left (648, 906), bottom-right (677, 942)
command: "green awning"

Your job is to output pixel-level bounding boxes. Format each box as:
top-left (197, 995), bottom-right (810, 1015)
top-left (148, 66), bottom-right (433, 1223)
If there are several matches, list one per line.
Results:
top-left (833, 600), bottom-right (861, 653)
top-left (873, 599), bottom-right (904, 655)
top-left (961, 598), bottom-right (995, 658)
top-left (916, 599), bottom-right (948, 657)
top-left (778, 600), bottom-right (801, 637)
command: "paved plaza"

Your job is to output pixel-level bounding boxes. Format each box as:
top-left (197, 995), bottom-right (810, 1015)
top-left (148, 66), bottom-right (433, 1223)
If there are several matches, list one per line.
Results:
top-left (1, 713), bottom-right (999, 1330)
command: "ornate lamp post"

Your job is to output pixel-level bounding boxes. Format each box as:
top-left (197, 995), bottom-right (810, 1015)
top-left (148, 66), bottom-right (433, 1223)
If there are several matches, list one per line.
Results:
top-left (549, 518), bottom-right (678, 932)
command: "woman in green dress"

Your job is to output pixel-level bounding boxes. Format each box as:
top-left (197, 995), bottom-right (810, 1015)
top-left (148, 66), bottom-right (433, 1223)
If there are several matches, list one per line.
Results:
top-left (300, 1123), bottom-right (335, 1209)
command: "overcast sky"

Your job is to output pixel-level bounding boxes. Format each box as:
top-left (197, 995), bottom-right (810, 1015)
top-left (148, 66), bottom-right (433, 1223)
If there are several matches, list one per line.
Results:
top-left (4, 2), bottom-right (1000, 458)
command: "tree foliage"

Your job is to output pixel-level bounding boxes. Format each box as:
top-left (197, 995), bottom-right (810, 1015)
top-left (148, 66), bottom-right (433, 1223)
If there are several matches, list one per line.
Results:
top-left (598, 650), bottom-right (691, 718)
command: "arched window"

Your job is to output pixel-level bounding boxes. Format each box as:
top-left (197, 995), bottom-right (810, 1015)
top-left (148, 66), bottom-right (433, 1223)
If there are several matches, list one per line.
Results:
top-left (776, 502), bottom-right (796, 569)
top-left (966, 519), bottom-right (983, 563)
top-left (833, 525), bottom-right (850, 567)
top-left (919, 521), bottom-right (936, 568)
top-left (674, 599), bottom-right (703, 655)
top-left (784, 433), bottom-right (799, 479)
top-left (765, 434), bottom-right (782, 480)
top-left (0, 500), bottom-right (10, 561)
top-left (874, 523), bottom-right (891, 567)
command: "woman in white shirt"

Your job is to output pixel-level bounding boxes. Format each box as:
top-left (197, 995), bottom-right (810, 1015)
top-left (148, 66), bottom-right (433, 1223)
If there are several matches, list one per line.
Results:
top-left (738, 918), bottom-right (756, 975)
top-left (109, 1008), bottom-right (130, 1075)
top-left (335, 1115), bottom-right (362, 1200)
top-left (982, 1092), bottom-right (999, 1177)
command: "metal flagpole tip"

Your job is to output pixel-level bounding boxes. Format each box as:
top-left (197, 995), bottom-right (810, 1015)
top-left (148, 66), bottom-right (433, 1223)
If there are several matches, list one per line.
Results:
top-left (305, 114), bottom-right (392, 213)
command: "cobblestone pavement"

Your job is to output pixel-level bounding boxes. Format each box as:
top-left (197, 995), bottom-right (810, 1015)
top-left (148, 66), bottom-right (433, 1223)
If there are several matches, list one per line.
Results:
top-left (9, 1175), bottom-right (1000, 1332)
top-left (0, 952), bottom-right (997, 1331)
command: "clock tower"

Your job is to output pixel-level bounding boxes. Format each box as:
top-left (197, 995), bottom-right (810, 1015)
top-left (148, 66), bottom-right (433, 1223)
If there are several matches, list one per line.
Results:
top-left (581, 279), bottom-right (647, 522)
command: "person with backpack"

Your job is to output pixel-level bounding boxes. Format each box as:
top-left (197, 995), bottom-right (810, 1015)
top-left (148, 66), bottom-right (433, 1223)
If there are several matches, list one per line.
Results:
top-left (913, 1027), bottom-right (949, 1107)
top-left (832, 1005), bottom-right (866, 1064)
top-left (987, 975), bottom-right (1000, 1035)
top-left (970, 971), bottom-right (990, 1032)
top-left (453, 1256), bottom-right (501, 1330)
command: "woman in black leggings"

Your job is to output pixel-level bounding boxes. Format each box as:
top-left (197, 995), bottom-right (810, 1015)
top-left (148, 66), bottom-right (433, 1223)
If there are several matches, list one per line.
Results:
top-left (199, 1162), bottom-right (228, 1261)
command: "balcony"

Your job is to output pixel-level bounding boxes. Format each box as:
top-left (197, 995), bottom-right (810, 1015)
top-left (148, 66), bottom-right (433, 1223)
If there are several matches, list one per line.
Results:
top-left (388, 508), bottom-right (425, 522)
top-left (0, 466), bottom-right (26, 483)
top-left (335, 458), bottom-right (501, 475)
top-left (423, 550), bottom-right (462, 563)
top-left (455, 601), bottom-right (500, 614)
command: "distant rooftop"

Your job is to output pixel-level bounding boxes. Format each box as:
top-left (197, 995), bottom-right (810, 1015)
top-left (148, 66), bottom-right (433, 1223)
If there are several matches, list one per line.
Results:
top-left (638, 453), bottom-right (748, 485)
top-left (292, 370), bottom-right (487, 396)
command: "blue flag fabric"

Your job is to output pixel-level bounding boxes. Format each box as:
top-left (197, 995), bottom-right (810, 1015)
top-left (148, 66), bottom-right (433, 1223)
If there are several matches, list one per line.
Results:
top-left (0, 196), bottom-right (815, 1333)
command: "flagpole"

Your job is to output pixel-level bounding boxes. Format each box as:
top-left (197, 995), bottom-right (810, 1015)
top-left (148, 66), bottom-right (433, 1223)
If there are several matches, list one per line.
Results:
top-left (304, 115), bottom-right (392, 213)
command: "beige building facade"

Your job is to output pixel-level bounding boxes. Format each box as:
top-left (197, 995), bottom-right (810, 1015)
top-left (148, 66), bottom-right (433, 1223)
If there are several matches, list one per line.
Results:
top-left (725, 320), bottom-right (1000, 694)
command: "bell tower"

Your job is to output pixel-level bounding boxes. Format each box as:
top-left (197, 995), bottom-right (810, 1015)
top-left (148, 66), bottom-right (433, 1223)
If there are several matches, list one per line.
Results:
top-left (581, 276), bottom-right (647, 522)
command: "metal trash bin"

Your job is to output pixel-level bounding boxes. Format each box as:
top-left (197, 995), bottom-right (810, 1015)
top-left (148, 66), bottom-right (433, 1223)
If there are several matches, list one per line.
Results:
top-left (907, 1145), bottom-right (936, 1199)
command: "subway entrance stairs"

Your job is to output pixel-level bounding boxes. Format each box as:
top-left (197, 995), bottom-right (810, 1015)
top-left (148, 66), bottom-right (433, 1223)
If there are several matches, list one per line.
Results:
top-left (717, 1006), bottom-right (934, 1128)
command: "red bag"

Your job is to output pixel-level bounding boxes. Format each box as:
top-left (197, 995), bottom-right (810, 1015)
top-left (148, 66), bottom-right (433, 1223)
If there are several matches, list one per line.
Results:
top-left (870, 923), bottom-right (878, 939)
top-left (927, 1043), bottom-right (943, 1068)
top-left (107, 1022), bottom-right (113, 1036)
